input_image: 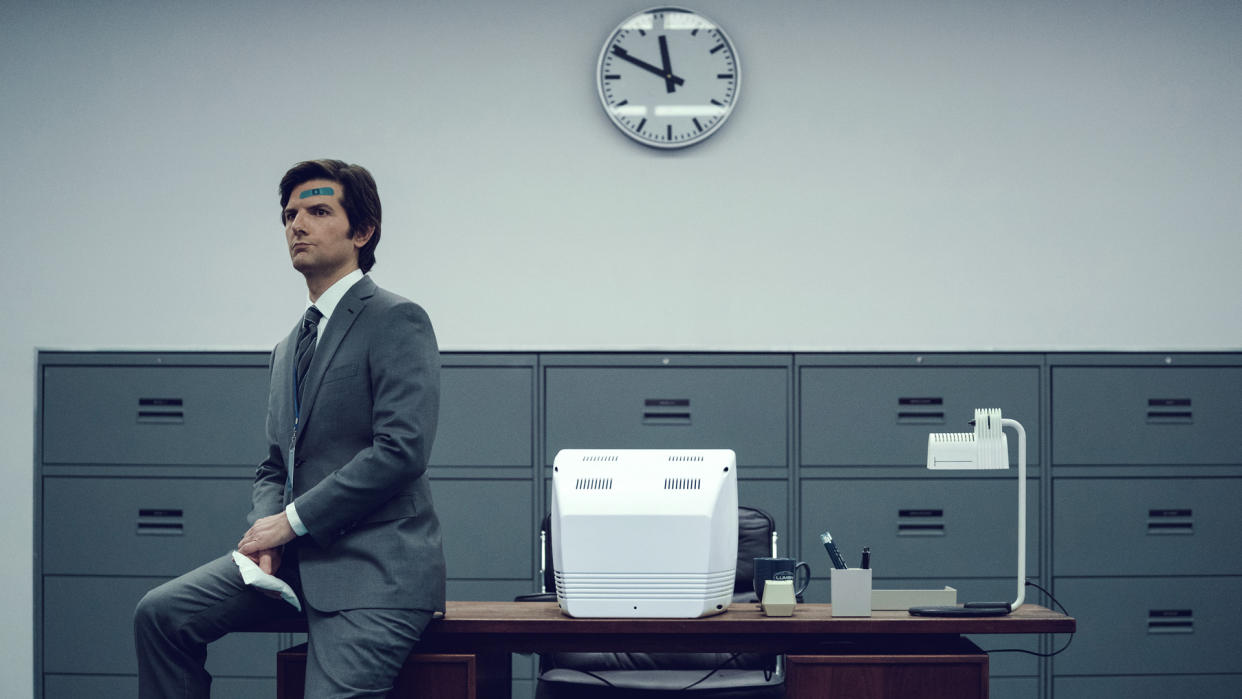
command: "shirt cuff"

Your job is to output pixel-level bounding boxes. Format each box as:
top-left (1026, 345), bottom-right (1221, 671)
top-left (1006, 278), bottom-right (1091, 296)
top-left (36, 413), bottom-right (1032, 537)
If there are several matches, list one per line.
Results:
top-left (285, 502), bottom-right (308, 537)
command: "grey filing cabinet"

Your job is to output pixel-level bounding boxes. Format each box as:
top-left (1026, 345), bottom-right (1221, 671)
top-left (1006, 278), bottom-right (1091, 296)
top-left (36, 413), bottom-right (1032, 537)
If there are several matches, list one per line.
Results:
top-left (432, 354), bottom-right (540, 699)
top-left (36, 351), bottom-right (544, 699)
top-left (798, 354), bottom-right (1045, 699)
top-left (36, 352), bottom-right (279, 699)
top-left (38, 350), bottom-right (1242, 699)
top-left (542, 354), bottom-right (792, 539)
top-left (1050, 355), bottom-right (1242, 697)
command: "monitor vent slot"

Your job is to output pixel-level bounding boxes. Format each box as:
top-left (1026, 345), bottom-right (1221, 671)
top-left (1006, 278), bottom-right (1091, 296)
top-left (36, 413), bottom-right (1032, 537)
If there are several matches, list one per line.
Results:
top-left (575, 478), bottom-right (613, 490)
top-left (668, 455), bottom-right (705, 462)
top-left (581, 455), bottom-right (619, 462)
top-left (664, 478), bottom-right (702, 490)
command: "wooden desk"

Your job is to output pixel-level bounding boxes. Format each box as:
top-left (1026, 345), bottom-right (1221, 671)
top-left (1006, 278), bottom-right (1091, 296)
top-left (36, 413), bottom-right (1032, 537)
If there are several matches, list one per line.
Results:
top-left (264, 601), bottom-right (1075, 698)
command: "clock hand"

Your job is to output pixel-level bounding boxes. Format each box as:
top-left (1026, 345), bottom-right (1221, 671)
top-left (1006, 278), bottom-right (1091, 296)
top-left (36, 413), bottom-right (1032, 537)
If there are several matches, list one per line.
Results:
top-left (611, 45), bottom-right (685, 87)
top-left (658, 35), bottom-right (677, 93)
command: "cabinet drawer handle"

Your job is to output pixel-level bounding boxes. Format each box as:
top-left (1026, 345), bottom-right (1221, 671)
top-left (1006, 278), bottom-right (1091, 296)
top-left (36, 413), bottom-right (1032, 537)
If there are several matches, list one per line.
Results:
top-left (897, 398), bottom-right (945, 425)
top-left (137, 508), bottom-right (184, 536)
top-left (138, 398), bottom-right (184, 424)
top-left (897, 509), bottom-right (945, 536)
top-left (643, 399), bottom-right (691, 426)
top-left (1147, 398), bottom-right (1192, 425)
top-left (1148, 609), bottom-right (1194, 634)
top-left (1147, 509), bottom-right (1193, 535)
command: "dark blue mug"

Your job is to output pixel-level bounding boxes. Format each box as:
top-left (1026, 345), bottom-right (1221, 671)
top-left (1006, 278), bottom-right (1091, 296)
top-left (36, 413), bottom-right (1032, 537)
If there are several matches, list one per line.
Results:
top-left (753, 557), bottom-right (811, 600)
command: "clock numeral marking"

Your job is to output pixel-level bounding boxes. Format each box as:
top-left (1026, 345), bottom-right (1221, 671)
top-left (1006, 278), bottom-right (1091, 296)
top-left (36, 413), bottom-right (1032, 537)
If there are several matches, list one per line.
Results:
top-left (717, 73), bottom-right (734, 80)
top-left (710, 43), bottom-right (725, 54)
top-left (615, 99), bottom-right (628, 107)
top-left (604, 74), bottom-right (621, 80)
top-left (693, 118), bottom-right (703, 133)
top-left (691, 28), bottom-right (699, 36)
top-left (667, 124), bottom-right (673, 140)
top-left (637, 117), bottom-right (647, 132)
top-left (638, 29), bottom-right (647, 36)
top-left (710, 99), bottom-right (724, 106)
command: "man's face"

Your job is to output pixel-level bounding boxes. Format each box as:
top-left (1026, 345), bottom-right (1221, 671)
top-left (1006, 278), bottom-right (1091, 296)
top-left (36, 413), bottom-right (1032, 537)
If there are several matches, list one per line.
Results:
top-left (282, 179), bottom-right (370, 279)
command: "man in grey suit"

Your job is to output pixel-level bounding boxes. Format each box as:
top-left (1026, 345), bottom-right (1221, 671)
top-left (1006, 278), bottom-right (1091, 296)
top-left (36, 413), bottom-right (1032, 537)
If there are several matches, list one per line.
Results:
top-left (134, 159), bottom-right (445, 697)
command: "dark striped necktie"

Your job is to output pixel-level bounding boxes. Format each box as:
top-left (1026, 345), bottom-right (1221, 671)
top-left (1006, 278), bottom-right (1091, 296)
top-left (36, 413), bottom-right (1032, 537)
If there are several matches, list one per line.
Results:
top-left (294, 306), bottom-right (323, 405)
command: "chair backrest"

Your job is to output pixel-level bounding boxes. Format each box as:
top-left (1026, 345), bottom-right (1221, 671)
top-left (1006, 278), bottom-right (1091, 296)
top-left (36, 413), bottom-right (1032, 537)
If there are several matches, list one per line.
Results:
top-left (537, 506), bottom-right (776, 596)
top-left (735, 506), bottom-right (777, 597)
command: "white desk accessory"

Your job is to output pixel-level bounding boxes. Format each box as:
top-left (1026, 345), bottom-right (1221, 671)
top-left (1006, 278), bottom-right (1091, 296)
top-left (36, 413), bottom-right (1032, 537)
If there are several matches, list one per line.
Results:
top-left (760, 579), bottom-right (796, 616)
top-left (830, 568), bottom-right (872, 617)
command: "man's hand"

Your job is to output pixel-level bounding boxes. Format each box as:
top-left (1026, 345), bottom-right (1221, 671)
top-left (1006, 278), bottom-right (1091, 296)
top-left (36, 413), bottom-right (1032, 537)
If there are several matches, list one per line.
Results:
top-left (238, 512), bottom-right (296, 571)
top-left (255, 547), bottom-right (282, 577)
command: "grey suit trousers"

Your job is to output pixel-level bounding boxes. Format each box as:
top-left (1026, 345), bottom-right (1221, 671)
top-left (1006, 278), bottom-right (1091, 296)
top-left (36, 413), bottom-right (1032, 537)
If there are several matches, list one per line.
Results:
top-left (134, 551), bottom-right (433, 698)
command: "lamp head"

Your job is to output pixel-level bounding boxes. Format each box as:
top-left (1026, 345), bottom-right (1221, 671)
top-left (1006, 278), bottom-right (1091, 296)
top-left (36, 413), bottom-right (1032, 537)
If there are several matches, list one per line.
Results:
top-left (927, 408), bottom-right (1009, 470)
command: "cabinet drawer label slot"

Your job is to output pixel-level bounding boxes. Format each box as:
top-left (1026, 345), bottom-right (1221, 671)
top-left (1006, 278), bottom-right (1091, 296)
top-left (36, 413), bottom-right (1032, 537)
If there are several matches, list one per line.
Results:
top-left (1148, 609), bottom-right (1194, 634)
top-left (643, 398), bottom-right (692, 425)
top-left (1147, 509), bottom-right (1194, 535)
top-left (138, 398), bottom-right (185, 424)
top-left (897, 399), bottom-right (945, 424)
top-left (137, 508), bottom-right (184, 536)
top-left (1146, 398), bottom-right (1192, 424)
top-left (897, 509), bottom-right (944, 536)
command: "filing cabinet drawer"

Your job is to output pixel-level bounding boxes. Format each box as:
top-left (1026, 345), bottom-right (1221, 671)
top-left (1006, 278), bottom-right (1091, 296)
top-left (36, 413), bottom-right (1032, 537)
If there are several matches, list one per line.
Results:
top-left (1052, 367), bottom-right (1242, 465)
top-left (989, 677), bottom-right (1037, 699)
top-left (42, 365), bottom-right (268, 465)
top-left (434, 366), bottom-right (533, 467)
top-left (1053, 576), bottom-right (1242, 675)
top-left (44, 676), bottom-right (274, 699)
top-left (434, 479), bottom-right (533, 579)
top-left (43, 575), bottom-right (276, 676)
top-left (1053, 674), bottom-right (1242, 698)
top-left (448, 579), bottom-right (539, 601)
top-left (800, 478), bottom-right (1039, 578)
top-left (800, 367), bottom-right (1040, 467)
top-left (1054, 478), bottom-right (1242, 576)
top-left (544, 367), bottom-right (787, 467)
top-left (42, 477), bottom-right (254, 576)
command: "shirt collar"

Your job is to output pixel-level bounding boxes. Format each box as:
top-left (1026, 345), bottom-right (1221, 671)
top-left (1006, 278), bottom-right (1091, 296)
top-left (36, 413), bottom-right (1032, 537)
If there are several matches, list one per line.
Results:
top-left (307, 268), bottom-right (364, 326)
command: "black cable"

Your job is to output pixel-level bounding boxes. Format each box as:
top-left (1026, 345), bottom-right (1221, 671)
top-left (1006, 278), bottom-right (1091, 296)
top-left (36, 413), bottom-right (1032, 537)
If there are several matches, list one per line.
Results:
top-left (677, 651), bottom-right (745, 691)
top-left (980, 580), bottom-right (1074, 658)
top-left (549, 651), bottom-right (760, 692)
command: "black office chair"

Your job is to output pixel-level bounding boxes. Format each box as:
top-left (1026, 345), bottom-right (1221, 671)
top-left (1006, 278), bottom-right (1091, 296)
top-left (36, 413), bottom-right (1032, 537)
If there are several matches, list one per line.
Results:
top-left (516, 506), bottom-right (786, 698)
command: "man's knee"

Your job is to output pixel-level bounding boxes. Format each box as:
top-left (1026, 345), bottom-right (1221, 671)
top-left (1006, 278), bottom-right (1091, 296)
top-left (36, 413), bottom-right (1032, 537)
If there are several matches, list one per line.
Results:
top-left (134, 581), bottom-right (177, 638)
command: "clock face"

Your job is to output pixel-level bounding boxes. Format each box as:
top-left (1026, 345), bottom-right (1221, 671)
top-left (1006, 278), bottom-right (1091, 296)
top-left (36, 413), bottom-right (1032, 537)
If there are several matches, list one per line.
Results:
top-left (597, 7), bottom-right (740, 149)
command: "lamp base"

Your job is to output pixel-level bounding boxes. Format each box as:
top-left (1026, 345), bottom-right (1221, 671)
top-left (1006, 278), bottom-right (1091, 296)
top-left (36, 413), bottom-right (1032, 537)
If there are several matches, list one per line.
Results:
top-left (909, 602), bottom-right (1012, 617)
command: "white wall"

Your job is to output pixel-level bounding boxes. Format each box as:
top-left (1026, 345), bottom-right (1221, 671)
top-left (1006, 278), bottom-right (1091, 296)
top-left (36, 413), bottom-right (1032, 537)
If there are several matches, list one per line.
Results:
top-left (2, 0), bottom-right (1239, 693)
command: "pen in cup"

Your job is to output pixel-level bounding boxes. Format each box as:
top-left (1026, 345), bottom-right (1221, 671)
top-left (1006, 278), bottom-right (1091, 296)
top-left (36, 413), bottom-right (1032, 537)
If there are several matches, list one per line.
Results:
top-left (820, 530), bottom-right (849, 570)
top-left (860, 547), bottom-right (871, 570)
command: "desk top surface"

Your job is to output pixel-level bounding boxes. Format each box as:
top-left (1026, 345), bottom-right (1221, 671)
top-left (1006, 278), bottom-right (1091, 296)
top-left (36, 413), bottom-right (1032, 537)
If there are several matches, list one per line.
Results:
top-left (431, 601), bottom-right (1074, 636)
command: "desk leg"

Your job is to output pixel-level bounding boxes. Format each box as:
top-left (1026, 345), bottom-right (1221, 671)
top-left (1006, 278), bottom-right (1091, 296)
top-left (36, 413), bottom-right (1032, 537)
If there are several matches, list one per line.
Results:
top-left (784, 645), bottom-right (989, 699)
top-left (277, 644), bottom-right (510, 699)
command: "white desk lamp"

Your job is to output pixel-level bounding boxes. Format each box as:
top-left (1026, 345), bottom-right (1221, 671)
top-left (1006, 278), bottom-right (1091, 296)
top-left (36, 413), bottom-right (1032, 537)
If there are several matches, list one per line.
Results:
top-left (911, 408), bottom-right (1026, 617)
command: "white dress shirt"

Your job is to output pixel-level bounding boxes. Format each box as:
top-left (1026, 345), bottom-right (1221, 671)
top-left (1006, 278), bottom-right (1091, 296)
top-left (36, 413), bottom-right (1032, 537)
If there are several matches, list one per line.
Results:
top-left (285, 269), bottom-right (365, 536)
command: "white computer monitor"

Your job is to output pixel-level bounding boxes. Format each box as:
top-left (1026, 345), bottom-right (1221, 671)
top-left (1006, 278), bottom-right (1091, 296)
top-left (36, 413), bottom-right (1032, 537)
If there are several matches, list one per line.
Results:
top-left (550, 449), bottom-right (739, 618)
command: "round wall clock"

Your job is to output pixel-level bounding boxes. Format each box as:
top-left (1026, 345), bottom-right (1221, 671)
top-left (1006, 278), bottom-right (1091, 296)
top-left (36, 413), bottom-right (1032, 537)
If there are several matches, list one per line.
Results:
top-left (596, 6), bottom-right (741, 149)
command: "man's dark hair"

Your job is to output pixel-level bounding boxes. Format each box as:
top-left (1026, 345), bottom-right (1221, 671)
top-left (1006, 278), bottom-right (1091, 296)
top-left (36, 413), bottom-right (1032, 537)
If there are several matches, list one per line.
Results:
top-left (279, 159), bottom-right (382, 273)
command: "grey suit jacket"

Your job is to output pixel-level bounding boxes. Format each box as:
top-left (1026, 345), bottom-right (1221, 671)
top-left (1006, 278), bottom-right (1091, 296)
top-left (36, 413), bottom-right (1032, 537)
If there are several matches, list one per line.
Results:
top-left (248, 275), bottom-right (446, 613)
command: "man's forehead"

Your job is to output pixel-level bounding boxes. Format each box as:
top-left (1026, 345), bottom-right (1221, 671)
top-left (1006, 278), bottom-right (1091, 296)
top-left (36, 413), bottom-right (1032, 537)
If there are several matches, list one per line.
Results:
top-left (290, 179), bottom-right (342, 203)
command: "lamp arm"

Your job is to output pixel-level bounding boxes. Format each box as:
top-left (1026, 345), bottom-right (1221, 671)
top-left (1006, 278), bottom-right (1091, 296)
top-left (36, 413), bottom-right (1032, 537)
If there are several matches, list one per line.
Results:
top-left (1002, 418), bottom-right (1026, 611)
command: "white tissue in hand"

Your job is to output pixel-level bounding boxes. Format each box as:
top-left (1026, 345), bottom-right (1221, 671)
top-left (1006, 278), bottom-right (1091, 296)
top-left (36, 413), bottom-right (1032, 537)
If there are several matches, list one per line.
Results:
top-left (231, 550), bottom-right (301, 611)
